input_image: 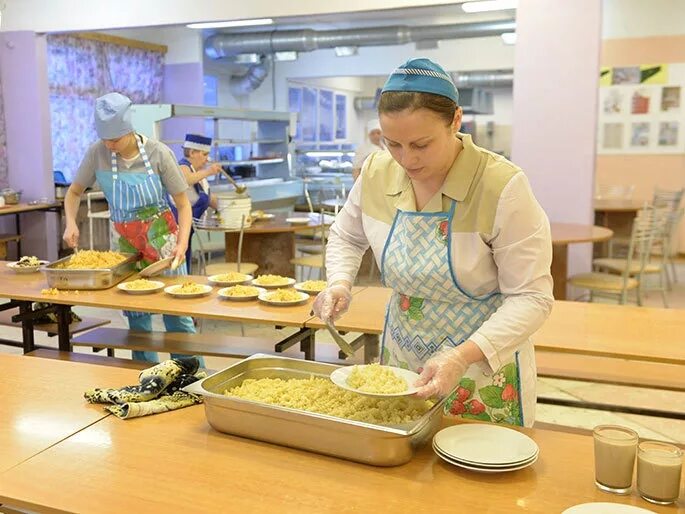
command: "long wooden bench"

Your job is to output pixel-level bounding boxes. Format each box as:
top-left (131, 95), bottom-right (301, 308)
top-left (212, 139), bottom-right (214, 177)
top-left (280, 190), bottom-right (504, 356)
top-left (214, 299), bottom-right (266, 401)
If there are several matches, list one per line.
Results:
top-left (71, 327), bottom-right (281, 359)
top-left (536, 350), bottom-right (684, 392)
top-left (0, 310), bottom-right (110, 336)
top-left (0, 234), bottom-right (21, 259)
top-left (25, 348), bottom-right (149, 370)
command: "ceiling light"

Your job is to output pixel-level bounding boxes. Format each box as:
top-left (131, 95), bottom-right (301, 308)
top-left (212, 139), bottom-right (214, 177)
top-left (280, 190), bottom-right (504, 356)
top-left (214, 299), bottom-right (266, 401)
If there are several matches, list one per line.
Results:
top-left (334, 46), bottom-right (358, 57)
top-left (501, 32), bottom-right (517, 45)
top-left (187, 18), bottom-right (273, 29)
top-left (274, 51), bottom-right (298, 62)
top-left (461, 0), bottom-right (518, 13)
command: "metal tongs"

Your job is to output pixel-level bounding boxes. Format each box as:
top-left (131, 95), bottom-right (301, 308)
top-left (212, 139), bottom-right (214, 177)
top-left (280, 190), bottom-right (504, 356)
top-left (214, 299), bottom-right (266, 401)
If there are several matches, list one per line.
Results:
top-left (324, 319), bottom-right (356, 358)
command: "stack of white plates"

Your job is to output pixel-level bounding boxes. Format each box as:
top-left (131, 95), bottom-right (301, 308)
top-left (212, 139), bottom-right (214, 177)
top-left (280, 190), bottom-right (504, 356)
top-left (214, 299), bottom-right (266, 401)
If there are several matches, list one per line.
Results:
top-left (432, 424), bottom-right (539, 473)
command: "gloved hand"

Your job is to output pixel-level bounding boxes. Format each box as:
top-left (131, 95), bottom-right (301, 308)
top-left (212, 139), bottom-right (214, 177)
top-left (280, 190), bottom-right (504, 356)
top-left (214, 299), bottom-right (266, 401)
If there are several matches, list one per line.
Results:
top-left (312, 284), bottom-right (352, 322)
top-left (414, 347), bottom-right (469, 399)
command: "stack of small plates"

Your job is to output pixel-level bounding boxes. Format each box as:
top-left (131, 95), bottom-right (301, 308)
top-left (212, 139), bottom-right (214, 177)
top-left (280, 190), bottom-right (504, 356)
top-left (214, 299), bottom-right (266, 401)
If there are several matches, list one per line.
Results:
top-left (432, 424), bottom-right (539, 473)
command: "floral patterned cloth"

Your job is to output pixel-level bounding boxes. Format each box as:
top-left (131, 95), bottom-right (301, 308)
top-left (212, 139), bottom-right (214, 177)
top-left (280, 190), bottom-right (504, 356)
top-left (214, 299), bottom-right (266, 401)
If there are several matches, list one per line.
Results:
top-left (46, 35), bottom-right (164, 181)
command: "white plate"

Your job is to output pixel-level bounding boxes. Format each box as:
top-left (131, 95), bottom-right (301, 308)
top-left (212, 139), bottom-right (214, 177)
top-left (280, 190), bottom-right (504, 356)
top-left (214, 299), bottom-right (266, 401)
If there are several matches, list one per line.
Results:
top-left (329, 365), bottom-right (420, 397)
top-left (433, 442), bottom-right (538, 473)
top-left (117, 280), bottom-right (165, 295)
top-left (164, 284), bottom-right (213, 298)
top-left (140, 257), bottom-right (174, 277)
top-left (433, 424), bottom-right (539, 466)
top-left (285, 217), bottom-right (311, 225)
top-left (432, 441), bottom-right (538, 468)
top-left (251, 277), bottom-right (296, 289)
top-left (293, 281), bottom-right (327, 295)
top-left (208, 273), bottom-right (253, 286)
top-left (6, 260), bottom-right (49, 273)
top-left (217, 286), bottom-right (265, 301)
top-left (258, 290), bottom-right (310, 306)
top-left (561, 503), bottom-right (656, 514)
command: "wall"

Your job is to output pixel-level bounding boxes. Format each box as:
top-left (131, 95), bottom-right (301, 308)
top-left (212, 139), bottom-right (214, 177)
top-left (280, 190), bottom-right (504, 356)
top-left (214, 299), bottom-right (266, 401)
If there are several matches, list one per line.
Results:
top-left (597, 35), bottom-right (685, 251)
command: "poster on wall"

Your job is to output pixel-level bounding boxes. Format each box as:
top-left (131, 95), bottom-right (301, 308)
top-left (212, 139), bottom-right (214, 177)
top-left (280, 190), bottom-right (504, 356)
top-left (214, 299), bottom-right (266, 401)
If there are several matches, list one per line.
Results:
top-left (630, 122), bottom-right (650, 147)
top-left (598, 62), bottom-right (685, 155)
top-left (658, 122), bottom-right (679, 146)
top-left (661, 86), bottom-right (681, 111)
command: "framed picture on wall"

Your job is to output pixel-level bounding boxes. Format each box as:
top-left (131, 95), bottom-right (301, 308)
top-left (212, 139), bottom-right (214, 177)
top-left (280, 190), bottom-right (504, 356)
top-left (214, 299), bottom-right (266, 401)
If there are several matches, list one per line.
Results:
top-left (630, 122), bottom-right (650, 147)
top-left (658, 121), bottom-right (679, 146)
top-left (661, 86), bottom-right (681, 112)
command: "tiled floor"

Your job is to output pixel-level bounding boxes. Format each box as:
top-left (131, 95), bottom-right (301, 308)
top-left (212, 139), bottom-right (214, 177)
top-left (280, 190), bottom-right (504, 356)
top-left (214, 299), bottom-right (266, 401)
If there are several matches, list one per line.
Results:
top-left (1, 261), bottom-right (683, 443)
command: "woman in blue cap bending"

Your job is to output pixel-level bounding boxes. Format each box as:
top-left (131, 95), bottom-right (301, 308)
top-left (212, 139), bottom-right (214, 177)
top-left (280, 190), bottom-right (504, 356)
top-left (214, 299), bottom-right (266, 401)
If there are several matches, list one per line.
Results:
top-left (170, 133), bottom-right (222, 269)
top-left (313, 58), bottom-right (553, 427)
top-left (62, 92), bottom-right (204, 366)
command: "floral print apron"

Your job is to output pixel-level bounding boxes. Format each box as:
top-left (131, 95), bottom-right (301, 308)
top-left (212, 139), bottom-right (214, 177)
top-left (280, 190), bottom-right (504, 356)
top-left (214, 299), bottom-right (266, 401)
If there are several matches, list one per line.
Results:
top-left (380, 201), bottom-right (526, 426)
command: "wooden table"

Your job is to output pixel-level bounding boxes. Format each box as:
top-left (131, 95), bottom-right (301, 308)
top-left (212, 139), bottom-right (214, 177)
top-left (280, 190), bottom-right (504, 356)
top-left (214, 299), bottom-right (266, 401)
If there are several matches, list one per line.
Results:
top-left (0, 264), bottom-right (316, 353)
top-left (534, 300), bottom-right (685, 366)
top-left (200, 213), bottom-right (326, 275)
top-left (593, 199), bottom-right (644, 257)
top-left (0, 201), bottom-right (62, 256)
top-left (550, 223), bottom-right (614, 300)
top-left (0, 404), bottom-right (679, 513)
top-left (0, 353), bottom-right (138, 473)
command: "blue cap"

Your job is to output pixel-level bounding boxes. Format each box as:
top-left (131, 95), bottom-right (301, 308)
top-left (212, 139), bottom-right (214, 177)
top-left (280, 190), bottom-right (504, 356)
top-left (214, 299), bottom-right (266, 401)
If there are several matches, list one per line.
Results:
top-left (381, 58), bottom-right (459, 104)
top-left (94, 92), bottom-right (134, 140)
top-left (183, 134), bottom-right (212, 152)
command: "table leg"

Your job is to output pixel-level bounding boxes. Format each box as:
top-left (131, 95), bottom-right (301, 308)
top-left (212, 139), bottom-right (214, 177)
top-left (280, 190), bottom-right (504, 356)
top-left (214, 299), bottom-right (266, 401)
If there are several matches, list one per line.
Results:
top-left (226, 232), bottom-right (296, 276)
top-left (363, 334), bottom-right (380, 364)
top-left (15, 213), bottom-right (21, 257)
top-left (56, 305), bottom-right (72, 352)
top-left (18, 301), bottom-right (34, 353)
top-left (551, 244), bottom-right (569, 300)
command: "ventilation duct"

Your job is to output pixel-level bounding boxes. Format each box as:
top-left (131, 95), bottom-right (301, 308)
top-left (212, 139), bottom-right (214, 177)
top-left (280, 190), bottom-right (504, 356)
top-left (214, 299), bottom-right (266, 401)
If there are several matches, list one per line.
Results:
top-left (205, 19), bottom-right (516, 59)
top-left (452, 70), bottom-right (513, 88)
top-left (229, 58), bottom-right (270, 96)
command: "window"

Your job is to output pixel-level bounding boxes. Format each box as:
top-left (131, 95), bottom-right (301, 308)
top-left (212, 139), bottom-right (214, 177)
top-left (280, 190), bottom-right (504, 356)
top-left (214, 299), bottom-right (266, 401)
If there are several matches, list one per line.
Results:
top-left (288, 83), bottom-right (349, 144)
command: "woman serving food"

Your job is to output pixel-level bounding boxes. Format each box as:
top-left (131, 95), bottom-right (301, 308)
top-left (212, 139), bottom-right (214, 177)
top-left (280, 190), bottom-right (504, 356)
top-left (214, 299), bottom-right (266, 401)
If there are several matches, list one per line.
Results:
top-left (62, 92), bottom-right (204, 366)
top-left (313, 58), bottom-right (553, 426)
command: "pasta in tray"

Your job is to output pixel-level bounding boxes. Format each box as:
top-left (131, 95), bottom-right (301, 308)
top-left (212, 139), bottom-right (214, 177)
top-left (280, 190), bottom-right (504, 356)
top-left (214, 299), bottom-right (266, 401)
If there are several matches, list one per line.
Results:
top-left (57, 250), bottom-right (127, 270)
top-left (264, 289), bottom-right (302, 302)
top-left (225, 376), bottom-right (432, 425)
top-left (346, 363), bottom-right (408, 394)
top-left (253, 274), bottom-right (291, 286)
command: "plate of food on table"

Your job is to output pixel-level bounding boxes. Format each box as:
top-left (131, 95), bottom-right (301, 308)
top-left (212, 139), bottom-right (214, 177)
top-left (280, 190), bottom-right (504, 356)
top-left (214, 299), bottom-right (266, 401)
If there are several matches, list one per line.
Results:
top-left (208, 272), bottom-right (253, 286)
top-left (217, 285), bottom-right (265, 301)
top-left (258, 288), bottom-right (309, 306)
top-left (251, 274), bottom-right (296, 289)
top-left (164, 281), bottom-right (213, 298)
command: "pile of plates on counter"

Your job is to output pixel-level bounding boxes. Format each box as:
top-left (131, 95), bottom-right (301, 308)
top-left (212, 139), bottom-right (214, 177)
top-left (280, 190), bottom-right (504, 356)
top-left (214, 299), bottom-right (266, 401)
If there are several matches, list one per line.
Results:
top-left (432, 424), bottom-right (539, 473)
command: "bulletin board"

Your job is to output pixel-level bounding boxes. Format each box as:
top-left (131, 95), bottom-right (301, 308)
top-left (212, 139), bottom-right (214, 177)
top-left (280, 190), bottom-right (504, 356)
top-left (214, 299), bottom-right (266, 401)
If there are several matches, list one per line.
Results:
top-left (597, 63), bottom-right (685, 155)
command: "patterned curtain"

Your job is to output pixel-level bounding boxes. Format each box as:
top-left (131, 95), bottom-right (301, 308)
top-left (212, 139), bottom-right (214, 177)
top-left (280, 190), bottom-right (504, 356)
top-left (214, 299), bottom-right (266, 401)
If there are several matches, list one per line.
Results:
top-left (0, 70), bottom-right (8, 189)
top-left (47, 35), bottom-right (164, 181)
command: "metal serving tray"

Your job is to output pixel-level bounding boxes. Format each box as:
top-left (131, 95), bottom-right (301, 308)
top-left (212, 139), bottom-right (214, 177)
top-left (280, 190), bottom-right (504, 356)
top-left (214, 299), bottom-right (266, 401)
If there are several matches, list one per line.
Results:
top-left (183, 354), bottom-right (448, 466)
top-left (41, 253), bottom-right (137, 290)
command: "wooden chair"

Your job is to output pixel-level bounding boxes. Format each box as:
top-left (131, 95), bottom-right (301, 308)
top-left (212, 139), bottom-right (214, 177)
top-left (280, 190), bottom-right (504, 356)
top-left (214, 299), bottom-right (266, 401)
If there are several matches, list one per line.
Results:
top-left (570, 207), bottom-right (660, 305)
top-left (290, 213), bottom-right (326, 281)
top-left (594, 184), bottom-right (635, 200)
top-left (0, 234), bottom-right (21, 259)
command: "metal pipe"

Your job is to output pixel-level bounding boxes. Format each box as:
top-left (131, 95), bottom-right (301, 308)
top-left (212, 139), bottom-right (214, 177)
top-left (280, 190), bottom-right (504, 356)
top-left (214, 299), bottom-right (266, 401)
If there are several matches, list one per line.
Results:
top-left (205, 19), bottom-right (516, 59)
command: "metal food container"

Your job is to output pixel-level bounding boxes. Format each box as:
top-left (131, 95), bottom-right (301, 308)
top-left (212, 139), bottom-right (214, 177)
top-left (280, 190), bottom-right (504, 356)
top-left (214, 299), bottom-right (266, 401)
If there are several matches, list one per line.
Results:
top-left (41, 253), bottom-right (137, 290)
top-left (183, 354), bottom-right (448, 466)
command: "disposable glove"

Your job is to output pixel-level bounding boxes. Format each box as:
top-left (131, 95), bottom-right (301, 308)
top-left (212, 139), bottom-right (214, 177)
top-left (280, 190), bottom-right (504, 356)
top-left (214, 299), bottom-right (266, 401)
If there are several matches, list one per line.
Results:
top-left (312, 284), bottom-right (353, 322)
top-left (414, 347), bottom-right (469, 399)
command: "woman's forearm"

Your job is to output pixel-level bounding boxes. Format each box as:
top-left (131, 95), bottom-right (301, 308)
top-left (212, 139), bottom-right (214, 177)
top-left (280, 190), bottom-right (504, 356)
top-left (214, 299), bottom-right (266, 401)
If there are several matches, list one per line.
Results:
top-left (176, 201), bottom-right (192, 245)
top-left (64, 185), bottom-right (84, 225)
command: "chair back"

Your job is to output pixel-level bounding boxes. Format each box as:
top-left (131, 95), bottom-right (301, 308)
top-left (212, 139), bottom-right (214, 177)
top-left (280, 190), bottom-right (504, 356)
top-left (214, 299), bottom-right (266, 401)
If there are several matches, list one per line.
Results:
top-left (624, 207), bottom-right (664, 282)
top-left (652, 187), bottom-right (684, 211)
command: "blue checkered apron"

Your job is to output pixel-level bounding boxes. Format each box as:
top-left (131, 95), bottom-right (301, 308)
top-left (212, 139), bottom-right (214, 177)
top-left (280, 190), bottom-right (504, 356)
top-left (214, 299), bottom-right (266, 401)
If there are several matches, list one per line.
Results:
top-left (380, 201), bottom-right (526, 425)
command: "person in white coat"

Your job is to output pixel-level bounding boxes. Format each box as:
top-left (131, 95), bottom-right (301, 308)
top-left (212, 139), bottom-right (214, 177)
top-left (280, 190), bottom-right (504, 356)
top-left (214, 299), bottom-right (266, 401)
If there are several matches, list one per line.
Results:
top-left (313, 58), bottom-right (553, 426)
top-left (351, 119), bottom-right (385, 181)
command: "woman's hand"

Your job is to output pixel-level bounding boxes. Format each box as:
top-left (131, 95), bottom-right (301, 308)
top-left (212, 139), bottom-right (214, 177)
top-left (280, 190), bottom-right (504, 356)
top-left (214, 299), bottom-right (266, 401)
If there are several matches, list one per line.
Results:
top-left (414, 347), bottom-right (469, 399)
top-left (312, 283), bottom-right (352, 322)
top-left (63, 222), bottom-right (80, 249)
top-left (171, 241), bottom-right (187, 269)
top-left (205, 163), bottom-right (223, 176)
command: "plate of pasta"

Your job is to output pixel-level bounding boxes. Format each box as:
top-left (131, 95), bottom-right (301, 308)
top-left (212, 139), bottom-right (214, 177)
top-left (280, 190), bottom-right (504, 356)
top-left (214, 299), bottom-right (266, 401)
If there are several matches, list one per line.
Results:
top-left (258, 289), bottom-right (310, 306)
top-left (7, 256), bottom-right (49, 273)
top-left (164, 282), bottom-right (213, 298)
top-left (117, 279), bottom-right (165, 295)
top-left (208, 272), bottom-right (253, 286)
top-left (330, 363), bottom-right (420, 398)
top-left (294, 280), bottom-right (327, 295)
top-left (217, 285), bottom-right (265, 301)
top-left (251, 274), bottom-right (296, 289)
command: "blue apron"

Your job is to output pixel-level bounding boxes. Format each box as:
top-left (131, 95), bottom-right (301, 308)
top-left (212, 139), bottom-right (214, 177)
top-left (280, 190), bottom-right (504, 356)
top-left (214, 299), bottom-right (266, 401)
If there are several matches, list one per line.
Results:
top-left (95, 136), bottom-right (187, 318)
top-left (380, 201), bottom-right (528, 426)
top-left (169, 157), bottom-right (211, 269)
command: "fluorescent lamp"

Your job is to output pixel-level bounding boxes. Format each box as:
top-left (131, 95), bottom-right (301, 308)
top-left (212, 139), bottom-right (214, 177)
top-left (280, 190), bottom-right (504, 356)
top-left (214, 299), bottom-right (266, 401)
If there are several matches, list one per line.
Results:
top-left (501, 32), bottom-right (517, 45)
top-left (305, 151), bottom-right (344, 157)
top-left (461, 0), bottom-right (518, 13)
top-left (187, 18), bottom-right (273, 29)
